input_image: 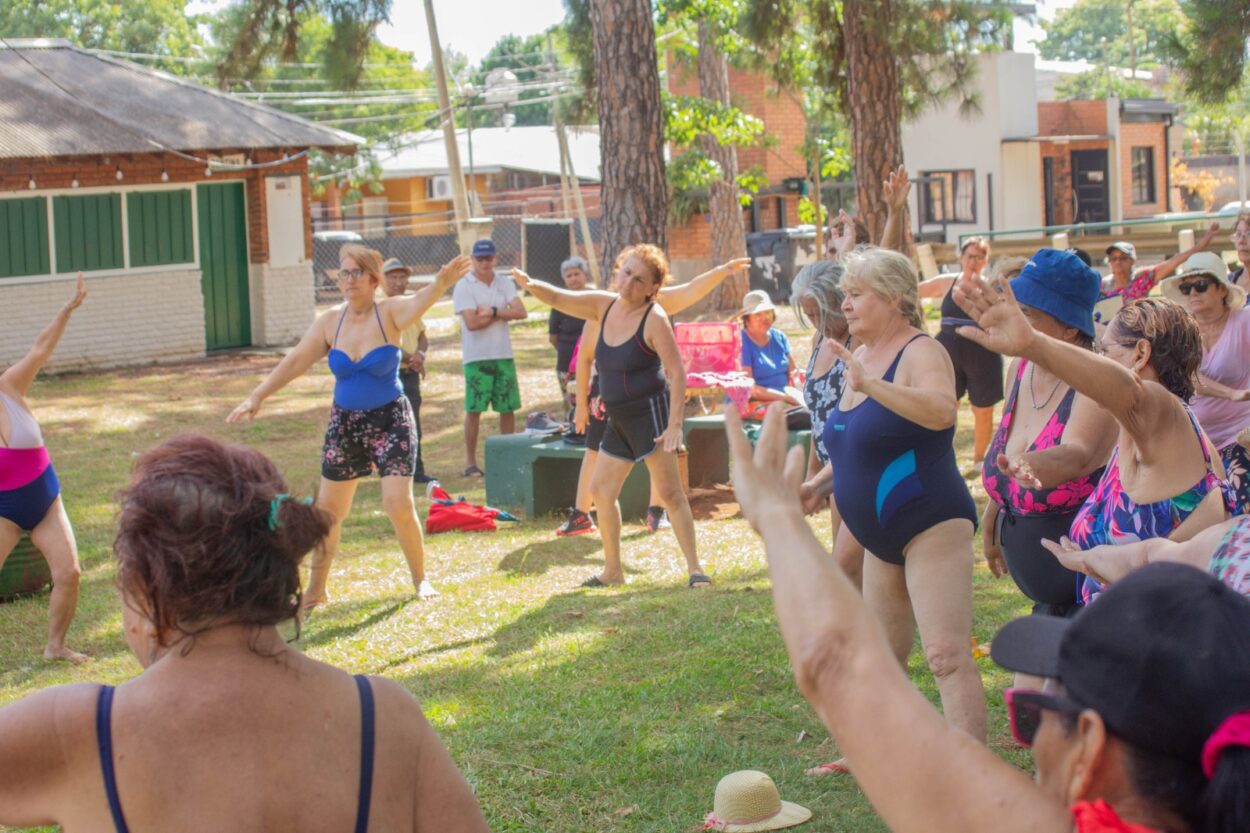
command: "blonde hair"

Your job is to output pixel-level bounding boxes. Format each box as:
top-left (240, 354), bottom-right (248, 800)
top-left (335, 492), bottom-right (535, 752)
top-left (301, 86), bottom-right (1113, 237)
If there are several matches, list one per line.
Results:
top-left (338, 244), bottom-right (385, 289)
top-left (960, 236), bottom-right (991, 256)
top-left (988, 256), bottom-right (1028, 282)
top-left (841, 246), bottom-right (923, 329)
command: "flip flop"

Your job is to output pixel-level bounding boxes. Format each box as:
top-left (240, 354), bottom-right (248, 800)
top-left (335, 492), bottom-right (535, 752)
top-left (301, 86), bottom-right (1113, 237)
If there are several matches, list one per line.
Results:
top-left (581, 575), bottom-right (619, 588)
top-left (687, 574), bottom-right (712, 589)
top-left (462, 465), bottom-right (484, 478)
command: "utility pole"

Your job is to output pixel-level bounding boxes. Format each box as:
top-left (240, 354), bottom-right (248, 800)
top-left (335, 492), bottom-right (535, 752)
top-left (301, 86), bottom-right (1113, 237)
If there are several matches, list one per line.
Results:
top-left (423, 0), bottom-right (471, 246)
top-left (546, 33), bottom-right (600, 286)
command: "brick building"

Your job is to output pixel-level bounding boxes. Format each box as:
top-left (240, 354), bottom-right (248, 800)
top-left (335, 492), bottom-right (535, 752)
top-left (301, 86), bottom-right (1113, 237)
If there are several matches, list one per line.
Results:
top-left (0, 40), bottom-right (358, 369)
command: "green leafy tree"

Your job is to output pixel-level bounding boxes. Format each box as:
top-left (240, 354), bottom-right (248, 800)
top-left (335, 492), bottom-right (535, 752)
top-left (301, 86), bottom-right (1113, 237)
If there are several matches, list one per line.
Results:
top-left (468, 33), bottom-right (567, 127)
top-left (0, 0), bottom-right (203, 74)
top-left (1053, 69), bottom-right (1155, 100)
top-left (1168, 0), bottom-right (1250, 103)
top-left (1038, 0), bottom-right (1181, 68)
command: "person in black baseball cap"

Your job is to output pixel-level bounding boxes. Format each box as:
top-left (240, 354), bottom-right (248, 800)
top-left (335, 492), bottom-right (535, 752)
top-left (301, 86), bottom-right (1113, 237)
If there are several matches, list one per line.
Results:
top-left (728, 404), bottom-right (1250, 833)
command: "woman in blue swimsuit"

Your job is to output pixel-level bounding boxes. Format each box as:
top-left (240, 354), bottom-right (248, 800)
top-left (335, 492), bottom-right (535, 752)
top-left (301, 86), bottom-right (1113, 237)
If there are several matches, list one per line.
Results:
top-left (0, 435), bottom-right (487, 832)
top-left (229, 246), bottom-right (470, 607)
top-left (806, 247), bottom-right (985, 774)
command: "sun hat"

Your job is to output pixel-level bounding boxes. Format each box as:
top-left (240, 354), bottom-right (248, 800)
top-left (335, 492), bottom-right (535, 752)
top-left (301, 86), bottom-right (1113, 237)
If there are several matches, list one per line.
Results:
top-left (1010, 249), bottom-right (1102, 338)
top-left (1105, 241), bottom-right (1137, 260)
top-left (738, 290), bottom-right (778, 321)
top-left (471, 238), bottom-right (497, 258)
top-left (381, 257), bottom-right (412, 276)
top-left (1161, 252), bottom-right (1246, 311)
top-left (991, 562), bottom-right (1250, 771)
top-left (703, 770), bottom-right (811, 832)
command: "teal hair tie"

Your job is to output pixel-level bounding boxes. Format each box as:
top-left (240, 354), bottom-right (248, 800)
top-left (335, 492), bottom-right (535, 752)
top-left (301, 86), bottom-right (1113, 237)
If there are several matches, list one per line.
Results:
top-left (267, 494), bottom-right (313, 531)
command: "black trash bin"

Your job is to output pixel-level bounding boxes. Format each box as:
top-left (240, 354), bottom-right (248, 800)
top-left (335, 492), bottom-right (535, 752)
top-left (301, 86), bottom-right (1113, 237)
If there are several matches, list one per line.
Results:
top-left (746, 226), bottom-right (819, 303)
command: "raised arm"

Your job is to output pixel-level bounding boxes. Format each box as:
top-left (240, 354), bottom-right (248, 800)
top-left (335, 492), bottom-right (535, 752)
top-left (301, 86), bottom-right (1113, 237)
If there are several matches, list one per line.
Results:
top-left (512, 269), bottom-right (613, 321)
top-left (725, 406), bottom-right (1072, 833)
top-left (0, 683), bottom-right (97, 828)
top-left (878, 165), bottom-right (910, 255)
top-left (1150, 220), bottom-right (1222, 283)
top-left (227, 313), bottom-right (331, 423)
top-left (646, 307), bottom-right (687, 452)
top-left (829, 337), bottom-right (958, 430)
top-left (1, 273), bottom-right (86, 397)
top-left (655, 257), bottom-right (751, 316)
top-left (952, 274), bottom-right (1176, 449)
top-left (385, 255), bottom-right (471, 332)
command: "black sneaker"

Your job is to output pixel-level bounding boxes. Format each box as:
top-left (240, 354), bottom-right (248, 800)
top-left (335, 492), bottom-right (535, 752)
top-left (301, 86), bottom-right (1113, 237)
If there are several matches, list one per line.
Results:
top-left (645, 505), bottom-right (671, 532)
top-left (414, 473), bottom-right (437, 484)
top-left (556, 509), bottom-right (597, 537)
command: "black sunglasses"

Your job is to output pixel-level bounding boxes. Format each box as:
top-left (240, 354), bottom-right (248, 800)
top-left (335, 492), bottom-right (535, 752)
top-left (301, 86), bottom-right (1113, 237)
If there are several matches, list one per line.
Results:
top-left (1179, 277), bottom-right (1215, 296)
top-left (1004, 688), bottom-right (1085, 747)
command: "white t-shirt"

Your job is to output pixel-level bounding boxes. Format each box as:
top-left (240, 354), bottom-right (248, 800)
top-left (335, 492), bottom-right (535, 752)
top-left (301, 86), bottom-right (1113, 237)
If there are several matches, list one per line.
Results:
top-left (453, 272), bottom-right (519, 362)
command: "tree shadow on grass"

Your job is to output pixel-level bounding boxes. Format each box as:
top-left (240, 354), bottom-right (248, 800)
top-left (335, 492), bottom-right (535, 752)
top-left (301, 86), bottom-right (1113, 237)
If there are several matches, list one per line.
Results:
top-left (296, 596), bottom-right (412, 648)
top-left (497, 535), bottom-right (604, 576)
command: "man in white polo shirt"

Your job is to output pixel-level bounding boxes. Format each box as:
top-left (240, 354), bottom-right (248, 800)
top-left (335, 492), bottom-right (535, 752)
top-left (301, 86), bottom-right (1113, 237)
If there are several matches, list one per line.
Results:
top-left (453, 238), bottom-right (528, 477)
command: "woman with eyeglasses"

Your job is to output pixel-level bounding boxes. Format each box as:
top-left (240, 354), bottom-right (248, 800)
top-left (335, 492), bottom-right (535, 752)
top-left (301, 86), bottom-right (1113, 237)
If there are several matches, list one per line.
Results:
top-left (729, 405), bottom-right (1250, 833)
top-left (1229, 210), bottom-right (1250, 288)
top-left (1161, 253), bottom-right (1250, 514)
top-left (228, 246), bottom-right (471, 607)
top-left (951, 279), bottom-right (1229, 606)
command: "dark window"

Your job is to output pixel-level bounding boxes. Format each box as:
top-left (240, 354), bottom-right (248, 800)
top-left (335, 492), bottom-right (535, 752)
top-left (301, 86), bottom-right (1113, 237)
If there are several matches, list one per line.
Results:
top-left (1131, 146), bottom-right (1155, 204)
top-left (921, 170), bottom-right (976, 224)
top-left (127, 189), bottom-right (194, 267)
top-left (52, 193), bottom-right (123, 272)
top-left (0, 197), bottom-right (50, 279)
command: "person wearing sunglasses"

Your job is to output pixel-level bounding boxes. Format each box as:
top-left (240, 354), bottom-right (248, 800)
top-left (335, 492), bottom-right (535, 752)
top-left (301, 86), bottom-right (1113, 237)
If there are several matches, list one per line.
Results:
top-left (726, 404), bottom-right (1250, 833)
top-left (228, 245), bottom-right (472, 607)
top-left (1098, 220), bottom-right (1221, 305)
top-left (1162, 253), bottom-right (1250, 515)
top-left (952, 278), bottom-right (1228, 606)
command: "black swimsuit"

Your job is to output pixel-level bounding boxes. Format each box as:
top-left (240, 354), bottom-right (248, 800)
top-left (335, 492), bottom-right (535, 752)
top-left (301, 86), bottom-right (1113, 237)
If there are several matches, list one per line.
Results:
top-left (596, 300), bottom-right (671, 462)
top-left (936, 285), bottom-right (1004, 407)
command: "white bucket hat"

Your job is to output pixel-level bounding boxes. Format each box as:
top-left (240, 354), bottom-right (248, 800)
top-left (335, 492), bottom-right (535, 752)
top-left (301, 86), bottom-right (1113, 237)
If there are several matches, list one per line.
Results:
top-left (1161, 252), bottom-right (1246, 311)
top-left (702, 770), bottom-right (811, 832)
top-left (738, 290), bottom-right (778, 320)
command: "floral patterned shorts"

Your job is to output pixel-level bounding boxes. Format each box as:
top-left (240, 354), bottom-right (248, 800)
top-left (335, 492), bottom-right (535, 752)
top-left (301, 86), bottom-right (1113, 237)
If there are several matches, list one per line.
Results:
top-left (322, 397), bottom-right (416, 481)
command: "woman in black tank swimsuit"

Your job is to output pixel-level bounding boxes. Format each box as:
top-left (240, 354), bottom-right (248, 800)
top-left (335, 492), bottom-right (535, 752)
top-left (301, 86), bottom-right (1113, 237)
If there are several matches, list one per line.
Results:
top-left (514, 245), bottom-right (713, 589)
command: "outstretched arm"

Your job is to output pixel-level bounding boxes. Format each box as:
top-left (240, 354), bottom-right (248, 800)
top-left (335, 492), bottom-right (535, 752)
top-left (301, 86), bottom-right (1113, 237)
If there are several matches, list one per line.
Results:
top-left (1150, 220), bottom-right (1222, 283)
top-left (1197, 372), bottom-right (1250, 401)
top-left (385, 255), bottom-right (471, 331)
top-left (879, 165), bottom-right (910, 255)
top-left (725, 406), bottom-right (1072, 833)
top-left (655, 257), bottom-right (751, 316)
top-left (512, 269), bottom-right (613, 321)
top-left (1042, 518), bottom-right (1232, 586)
top-left (227, 314), bottom-right (331, 423)
top-left (1, 274), bottom-right (86, 397)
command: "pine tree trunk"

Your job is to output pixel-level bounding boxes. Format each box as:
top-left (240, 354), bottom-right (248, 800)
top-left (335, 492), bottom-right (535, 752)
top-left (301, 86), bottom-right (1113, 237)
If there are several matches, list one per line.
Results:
top-left (698, 22), bottom-right (749, 312)
top-left (843, 0), bottom-right (906, 244)
top-left (589, 0), bottom-right (668, 276)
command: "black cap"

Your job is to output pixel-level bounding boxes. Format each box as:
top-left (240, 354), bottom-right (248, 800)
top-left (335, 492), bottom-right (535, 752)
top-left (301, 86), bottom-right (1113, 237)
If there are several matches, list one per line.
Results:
top-left (992, 562), bottom-right (1250, 764)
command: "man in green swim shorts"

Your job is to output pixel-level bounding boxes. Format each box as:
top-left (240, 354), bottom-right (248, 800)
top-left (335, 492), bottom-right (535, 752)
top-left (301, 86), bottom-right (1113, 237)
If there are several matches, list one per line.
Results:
top-left (453, 239), bottom-right (529, 476)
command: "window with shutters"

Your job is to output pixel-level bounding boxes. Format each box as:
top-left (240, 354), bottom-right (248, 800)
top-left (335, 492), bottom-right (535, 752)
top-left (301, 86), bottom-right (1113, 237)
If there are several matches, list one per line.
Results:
top-left (127, 189), bottom-right (194, 267)
top-left (0, 197), bottom-right (51, 279)
top-left (52, 193), bottom-right (123, 272)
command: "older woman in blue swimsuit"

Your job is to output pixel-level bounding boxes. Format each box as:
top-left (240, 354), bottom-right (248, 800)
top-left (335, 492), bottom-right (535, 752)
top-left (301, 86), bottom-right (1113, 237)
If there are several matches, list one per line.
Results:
top-left (229, 246), bottom-right (470, 607)
top-left (805, 246), bottom-right (985, 775)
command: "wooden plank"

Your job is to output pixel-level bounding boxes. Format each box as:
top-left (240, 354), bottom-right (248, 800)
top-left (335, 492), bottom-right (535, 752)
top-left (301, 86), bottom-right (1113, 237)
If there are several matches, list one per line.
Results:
top-left (196, 183), bottom-right (250, 349)
top-left (0, 198), bottom-right (49, 277)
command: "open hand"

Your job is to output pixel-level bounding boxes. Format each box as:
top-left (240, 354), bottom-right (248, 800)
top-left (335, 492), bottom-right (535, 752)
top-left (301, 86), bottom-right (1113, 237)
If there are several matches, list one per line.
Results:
top-left (827, 339), bottom-right (870, 393)
top-left (951, 274), bottom-right (1035, 357)
top-left (882, 165), bottom-right (910, 213)
top-left (64, 272), bottom-right (87, 313)
top-left (436, 255), bottom-right (472, 290)
top-left (830, 209), bottom-right (858, 259)
top-left (510, 267), bottom-right (531, 290)
top-left (998, 452), bottom-right (1043, 489)
top-left (655, 424), bottom-right (683, 454)
top-left (725, 404), bottom-right (807, 532)
top-left (226, 396), bottom-right (261, 424)
top-left (717, 257), bottom-right (752, 276)
top-left (1040, 536), bottom-right (1086, 574)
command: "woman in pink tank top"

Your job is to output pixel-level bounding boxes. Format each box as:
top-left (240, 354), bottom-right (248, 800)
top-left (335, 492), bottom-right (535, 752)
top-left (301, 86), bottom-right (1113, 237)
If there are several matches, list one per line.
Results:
top-left (0, 273), bottom-right (89, 662)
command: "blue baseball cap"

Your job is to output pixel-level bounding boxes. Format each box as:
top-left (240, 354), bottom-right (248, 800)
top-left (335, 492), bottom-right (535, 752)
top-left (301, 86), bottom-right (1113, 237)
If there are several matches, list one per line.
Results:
top-left (1011, 249), bottom-right (1101, 338)
top-left (471, 239), bottom-right (497, 258)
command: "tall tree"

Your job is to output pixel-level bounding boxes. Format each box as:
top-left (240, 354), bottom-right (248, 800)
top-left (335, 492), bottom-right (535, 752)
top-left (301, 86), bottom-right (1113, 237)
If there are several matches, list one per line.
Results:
top-left (1038, 0), bottom-right (1180, 67)
top-left (588, 0), bottom-right (668, 268)
top-left (1168, 0), bottom-right (1250, 103)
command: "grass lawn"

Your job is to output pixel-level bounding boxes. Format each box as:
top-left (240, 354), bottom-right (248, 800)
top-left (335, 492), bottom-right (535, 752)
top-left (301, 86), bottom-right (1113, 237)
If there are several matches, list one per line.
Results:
top-left (0, 308), bottom-right (1033, 833)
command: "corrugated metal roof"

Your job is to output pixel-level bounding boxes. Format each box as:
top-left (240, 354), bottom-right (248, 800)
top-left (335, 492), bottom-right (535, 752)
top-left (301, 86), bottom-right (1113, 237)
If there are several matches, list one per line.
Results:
top-left (0, 40), bottom-right (361, 159)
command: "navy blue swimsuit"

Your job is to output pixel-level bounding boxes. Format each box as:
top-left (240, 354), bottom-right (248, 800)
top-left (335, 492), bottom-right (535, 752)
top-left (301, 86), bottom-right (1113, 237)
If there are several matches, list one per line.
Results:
top-left (823, 334), bottom-right (977, 565)
top-left (96, 675), bottom-right (376, 832)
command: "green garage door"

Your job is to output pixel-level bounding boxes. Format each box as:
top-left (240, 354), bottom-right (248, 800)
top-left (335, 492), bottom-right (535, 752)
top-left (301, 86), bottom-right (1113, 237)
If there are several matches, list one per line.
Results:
top-left (196, 182), bottom-right (251, 349)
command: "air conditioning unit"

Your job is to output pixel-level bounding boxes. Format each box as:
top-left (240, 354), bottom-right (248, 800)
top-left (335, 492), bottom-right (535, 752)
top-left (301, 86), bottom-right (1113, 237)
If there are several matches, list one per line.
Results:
top-left (427, 175), bottom-right (453, 201)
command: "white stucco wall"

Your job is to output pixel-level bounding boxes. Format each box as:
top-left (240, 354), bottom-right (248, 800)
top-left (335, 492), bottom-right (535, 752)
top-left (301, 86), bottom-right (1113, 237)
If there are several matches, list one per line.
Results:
top-left (248, 263), bottom-right (316, 347)
top-left (0, 270), bottom-right (206, 371)
top-left (1001, 142), bottom-right (1044, 231)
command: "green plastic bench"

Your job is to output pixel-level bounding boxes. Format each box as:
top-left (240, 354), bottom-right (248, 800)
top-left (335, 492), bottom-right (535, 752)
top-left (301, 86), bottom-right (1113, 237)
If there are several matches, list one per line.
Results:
top-left (0, 534), bottom-right (51, 602)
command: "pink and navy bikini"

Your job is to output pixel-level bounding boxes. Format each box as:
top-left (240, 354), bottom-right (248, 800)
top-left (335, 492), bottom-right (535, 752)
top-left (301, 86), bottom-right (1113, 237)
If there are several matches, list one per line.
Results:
top-left (0, 389), bottom-right (60, 531)
top-left (1069, 404), bottom-right (1226, 603)
top-left (982, 361), bottom-right (1103, 616)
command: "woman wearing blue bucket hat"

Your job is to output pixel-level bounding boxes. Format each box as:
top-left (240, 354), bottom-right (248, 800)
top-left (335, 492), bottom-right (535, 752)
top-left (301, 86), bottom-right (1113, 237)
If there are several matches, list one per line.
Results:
top-left (980, 251), bottom-right (1118, 630)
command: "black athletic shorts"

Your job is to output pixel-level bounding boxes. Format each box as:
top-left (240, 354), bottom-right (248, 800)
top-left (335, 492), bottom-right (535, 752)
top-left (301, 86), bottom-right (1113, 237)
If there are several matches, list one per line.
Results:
top-left (600, 391), bottom-right (671, 463)
top-left (937, 326), bottom-right (1004, 407)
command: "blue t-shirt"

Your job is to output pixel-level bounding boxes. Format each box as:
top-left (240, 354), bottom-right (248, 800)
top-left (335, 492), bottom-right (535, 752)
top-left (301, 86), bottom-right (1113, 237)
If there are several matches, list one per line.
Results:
top-left (741, 328), bottom-right (791, 391)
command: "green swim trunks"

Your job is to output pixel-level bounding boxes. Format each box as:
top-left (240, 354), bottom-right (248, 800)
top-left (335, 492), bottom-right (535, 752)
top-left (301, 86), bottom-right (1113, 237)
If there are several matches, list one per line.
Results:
top-left (464, 358), bottom-right (521, 414)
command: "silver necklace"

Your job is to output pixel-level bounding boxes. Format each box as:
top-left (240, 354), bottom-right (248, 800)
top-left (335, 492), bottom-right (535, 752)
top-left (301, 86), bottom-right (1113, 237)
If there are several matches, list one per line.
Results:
top-left (1029, 364), bottom-right (1063, 411)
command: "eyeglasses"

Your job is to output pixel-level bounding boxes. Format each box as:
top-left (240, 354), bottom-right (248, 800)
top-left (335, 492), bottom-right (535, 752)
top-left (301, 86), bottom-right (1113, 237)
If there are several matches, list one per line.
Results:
top-left (1232, 229), bottom-right (1250, 240)
top-left (1004, 688), bottom-right (1085, 747)
top-left (1179, 277), bottom-right (1215, 295)
top-left (337, 268), bottom-right (365, 282)
top-left (473, 255), bottom-right (496, 262)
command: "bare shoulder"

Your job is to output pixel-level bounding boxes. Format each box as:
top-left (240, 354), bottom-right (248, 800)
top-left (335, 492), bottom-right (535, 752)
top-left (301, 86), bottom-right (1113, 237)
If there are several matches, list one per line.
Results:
top-left (898, 332), bottom-right (955, 381)
top-left (3, 681), bottom-right (101, 748)
top-left (362, 675), bottom-right (432, 744)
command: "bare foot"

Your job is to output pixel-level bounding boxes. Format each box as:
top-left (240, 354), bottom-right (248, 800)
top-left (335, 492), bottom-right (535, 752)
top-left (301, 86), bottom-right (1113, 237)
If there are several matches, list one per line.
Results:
top-left (415, 579), bottom-right (440, 600)
top-left (300, 593), bottom-right (328, 611)
top-left (44, 646), bottom-right (90, 664)
top-left (805, 759), bottom-right (850, 777)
